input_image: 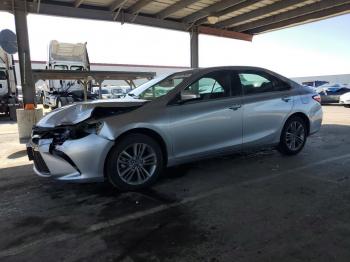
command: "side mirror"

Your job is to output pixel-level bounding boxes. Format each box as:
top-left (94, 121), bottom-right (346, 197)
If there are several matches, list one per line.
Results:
top-left (180, 91), bottom-right (200, 102)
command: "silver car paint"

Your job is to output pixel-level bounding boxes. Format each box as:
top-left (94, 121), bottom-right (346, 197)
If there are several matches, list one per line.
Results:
top-left (30, 66), bottom-right (322, 182)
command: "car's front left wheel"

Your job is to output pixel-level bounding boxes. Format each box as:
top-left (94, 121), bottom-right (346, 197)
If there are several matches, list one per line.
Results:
top-left (106, 133), bottom-right (163, 191)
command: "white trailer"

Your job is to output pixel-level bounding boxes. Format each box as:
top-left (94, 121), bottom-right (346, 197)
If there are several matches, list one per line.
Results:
top-left (0, 46), bottom-right (19, 120)
top-left (39, 40), bottom-right (97, 109)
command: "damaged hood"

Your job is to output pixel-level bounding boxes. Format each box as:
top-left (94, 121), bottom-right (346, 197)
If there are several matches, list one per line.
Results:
top-left (36, 98), bottom-right (147, 128)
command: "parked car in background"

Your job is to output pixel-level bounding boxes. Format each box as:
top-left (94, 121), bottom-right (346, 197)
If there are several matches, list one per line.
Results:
top-left (93, 86), bottom-right (131, 99)
top-left (27, 66), bottom-right (322, 191)
top-left (340, 92), bottom-right (350, 108)
top-left (94, 88), bottom-right (113, 99)
top-left (302, 80), bottom-right (329, 88)
top-left (316, 83), bottom-right (350, 104)
top-left (111, 86), bottom-right (130, 98)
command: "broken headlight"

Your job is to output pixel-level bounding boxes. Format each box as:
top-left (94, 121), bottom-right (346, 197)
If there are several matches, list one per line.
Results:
top-left (52, 121), bottom-right (104, 145)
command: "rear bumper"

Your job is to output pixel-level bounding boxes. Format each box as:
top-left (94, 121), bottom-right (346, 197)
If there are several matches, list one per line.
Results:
top-left (309, 104), bottom-right (323, 135)
top-left (27, 134), bottom-right (114, 182)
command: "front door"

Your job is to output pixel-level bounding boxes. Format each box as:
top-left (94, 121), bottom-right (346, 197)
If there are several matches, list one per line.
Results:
top-left (168, 70), bottom-right (243, 161)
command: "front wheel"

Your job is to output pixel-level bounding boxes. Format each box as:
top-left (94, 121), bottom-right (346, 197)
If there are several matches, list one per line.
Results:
top-left (277, 116), bottom-right (307, 155)
top-left (106, 134), bottom-right (163, 191)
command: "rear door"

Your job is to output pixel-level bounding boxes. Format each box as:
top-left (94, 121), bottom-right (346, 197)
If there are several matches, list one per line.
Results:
top-left (238, 70), bottom-right (294, 148)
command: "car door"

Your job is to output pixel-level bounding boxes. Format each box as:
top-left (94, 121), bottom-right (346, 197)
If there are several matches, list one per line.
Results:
top-left (238, 70), bottom-right (294, 148)
top-left (168, 70), bottom-right (243, 161)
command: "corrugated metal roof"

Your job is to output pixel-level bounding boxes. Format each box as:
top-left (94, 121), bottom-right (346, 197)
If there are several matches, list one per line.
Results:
top-left (1, 0), bottom-right (349, 38)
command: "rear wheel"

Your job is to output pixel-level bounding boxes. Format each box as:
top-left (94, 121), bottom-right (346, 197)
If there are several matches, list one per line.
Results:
top-left (344, 105), bottom-right (350, 108)
top-left (278, 116), bottom-right (307, 155)
top-left (106, 134), bottom-right (163, 191)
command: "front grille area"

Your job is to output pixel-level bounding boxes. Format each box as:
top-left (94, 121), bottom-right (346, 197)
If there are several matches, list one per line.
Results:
top-left (33, 151), bottom-right (50, 174)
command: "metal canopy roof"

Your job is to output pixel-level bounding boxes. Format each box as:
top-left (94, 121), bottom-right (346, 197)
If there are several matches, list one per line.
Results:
top-left (1, 0), bottom-right (350, 41)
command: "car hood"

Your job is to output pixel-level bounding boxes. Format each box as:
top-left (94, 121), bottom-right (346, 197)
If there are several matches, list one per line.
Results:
top-left (36, 98), bottom-right (147, 128)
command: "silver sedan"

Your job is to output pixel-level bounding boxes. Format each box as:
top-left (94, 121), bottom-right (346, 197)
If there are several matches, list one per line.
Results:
top-left (27, 67), bottom-right (323, 191)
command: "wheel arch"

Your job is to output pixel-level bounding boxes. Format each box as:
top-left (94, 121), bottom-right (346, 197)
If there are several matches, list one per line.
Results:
top-left (104, 127), bottom-right (168, 177)
top-left (286, 112), bottom-right (310, 135)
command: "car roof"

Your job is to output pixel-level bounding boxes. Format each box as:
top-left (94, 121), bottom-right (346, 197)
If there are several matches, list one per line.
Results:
top-left (178, 66), bottom-right (281, 75)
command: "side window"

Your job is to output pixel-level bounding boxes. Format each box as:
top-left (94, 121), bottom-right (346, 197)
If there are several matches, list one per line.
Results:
top-left (239, 72), bottom-right (290, 95)
top-left (183, 71), bottom-right (230, 101)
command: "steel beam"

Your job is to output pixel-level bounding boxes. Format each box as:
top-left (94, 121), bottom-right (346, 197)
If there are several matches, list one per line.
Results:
top-left (183, 0), bottom-right (242, 24)
top-left (74, 0), bottom-right (84, 8)
top-left (216, 0), bottom-right (304, 28)
top-left (231, 0), bottom-right (350, 32)
top-left (14, 1), bottom-right (36, 106)
top-left (156, 0), bottom-right (198, 19)
top-left (249, 3), bottom-right (350, 34)
top-left (32, 70), bottom-right (156, 82)
top-left (190, 29), bottom-right (199, 68)
top-left (195, 0), bottom-right (261, 25)
top-left (198, 26), bottom-right (253, 41)
top-left (127, 0), bottom-right (153, 14)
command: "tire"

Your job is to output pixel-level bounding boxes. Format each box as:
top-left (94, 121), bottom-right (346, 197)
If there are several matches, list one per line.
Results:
top-left (106, 134), bottom-right (163, 191)
top-left (277, 116), bottom-right (307, 155)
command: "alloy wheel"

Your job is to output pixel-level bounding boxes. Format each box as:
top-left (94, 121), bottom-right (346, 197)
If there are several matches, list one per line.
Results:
top-left (285, 121), bottom-right (305, 151)
top-left (116, 143), bottom-right (157, 185)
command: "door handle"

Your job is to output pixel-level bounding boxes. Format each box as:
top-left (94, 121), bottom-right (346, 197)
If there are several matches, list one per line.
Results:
top-left (228, 104), bottom-right (241, 111)
top-left (281, 97), bottom-right (292, 102)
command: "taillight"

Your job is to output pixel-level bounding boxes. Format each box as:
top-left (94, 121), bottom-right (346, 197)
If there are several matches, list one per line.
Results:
top-left (312, 94), bottom-right (321, 103)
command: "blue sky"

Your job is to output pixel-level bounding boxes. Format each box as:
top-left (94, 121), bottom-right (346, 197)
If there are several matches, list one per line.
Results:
top-left (0, 11), bottom-right (349, 77)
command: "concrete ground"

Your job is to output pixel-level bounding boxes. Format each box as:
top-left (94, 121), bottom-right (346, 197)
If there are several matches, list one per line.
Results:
top-left (0, 106), bottom-right (350, 262)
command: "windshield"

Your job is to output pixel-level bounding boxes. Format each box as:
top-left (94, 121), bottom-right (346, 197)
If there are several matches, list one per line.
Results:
top-left (129, 72), bottom-right (192, 101)
top-left (0, 70), bottom-right (6, 80)
top-left (70, 65), bottom-right (84, 71)
top-left (54, 65), bottom-right (68, 70)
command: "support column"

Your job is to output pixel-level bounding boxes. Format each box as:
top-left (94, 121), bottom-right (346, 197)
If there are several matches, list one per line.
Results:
top-left (14, 1), bottom-right (43, 143)
top-left (190, 28), bottom-right (199, 68)
top-left (14, 0), bottom-right (35, 107)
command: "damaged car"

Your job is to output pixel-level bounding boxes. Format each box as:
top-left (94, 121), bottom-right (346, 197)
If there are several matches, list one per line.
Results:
top-left (27, 67), bottom-right (323, 191)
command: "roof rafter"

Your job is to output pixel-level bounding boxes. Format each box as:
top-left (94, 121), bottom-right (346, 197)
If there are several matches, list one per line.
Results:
top-left (249, 2), bottom-right (350, 34)
top-left (74, 0), bottom-right (84, 8)
top-left (216, 0), bottom-right (304, 28)
top-left (156, 0), bottom-right (199, 20)
top-left (195, 0), bottom-right (261, 26)
top-left (231, 0), bottom-right (350, 32)
top-left (127, 0), bottom-right (153, 14)
top-left (182, 0), bottom-right (243, 24)
top-left (109, 0), bottom-right (127, 11)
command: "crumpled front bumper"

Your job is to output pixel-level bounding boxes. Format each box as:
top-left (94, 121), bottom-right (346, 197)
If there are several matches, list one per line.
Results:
top-left (27, 134), bottom-right (114, 182)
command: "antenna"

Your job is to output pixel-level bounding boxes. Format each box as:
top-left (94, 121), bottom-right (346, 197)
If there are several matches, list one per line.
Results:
top-left (0, 29), bottom-right (18, 54)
